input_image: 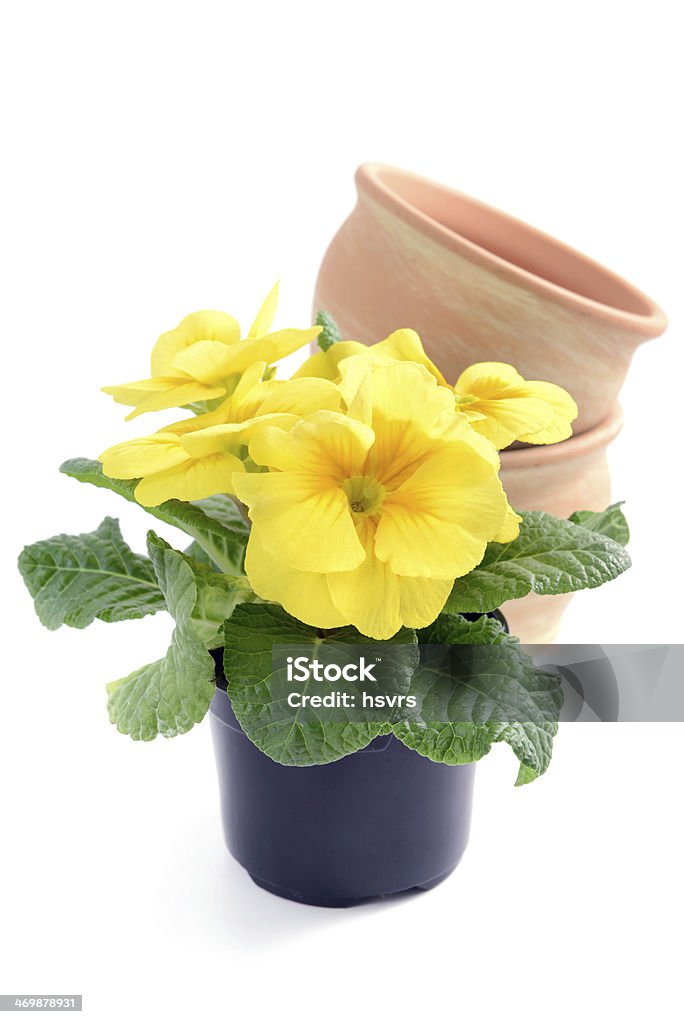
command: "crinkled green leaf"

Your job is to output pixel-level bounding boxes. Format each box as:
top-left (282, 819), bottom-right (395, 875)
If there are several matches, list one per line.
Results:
top-left (418, 610), bottom-right (516, 646)
top-left (445, 509), bottom-right (631, 614)
top-left (569, 502), bottom-right (630, 545)
top-left (222, 603), bottom-right (418, 766)
top-left (489, 721), bottom-right (558, 786)
top-left (314, 309), bottom-right (342, 352)
top-left (18, 517), bottom-right (165, 630)
top-left (393, 613), bottom-right (562, 784)
top-left (106, 534), bottom-right (215, 740)
top-left (60, 458), bottom-right (249, 574)
top-left (181, 551), bottom-right (255, 646)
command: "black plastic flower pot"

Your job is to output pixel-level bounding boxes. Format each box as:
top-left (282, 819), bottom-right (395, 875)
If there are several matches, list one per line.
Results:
top-left (210, 683), bottom-right (476, 908)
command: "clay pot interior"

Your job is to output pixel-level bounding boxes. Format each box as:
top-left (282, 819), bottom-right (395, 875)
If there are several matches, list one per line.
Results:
top-left (373, 165), bottom-right (658, 319)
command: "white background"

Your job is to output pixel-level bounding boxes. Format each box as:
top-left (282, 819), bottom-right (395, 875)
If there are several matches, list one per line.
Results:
top-left (1, 2), bottom-right (682, 1021)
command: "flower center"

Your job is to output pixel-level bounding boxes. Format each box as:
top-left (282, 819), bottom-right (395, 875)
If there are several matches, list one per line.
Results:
top-left (342, 475), bottom-right (386, 517)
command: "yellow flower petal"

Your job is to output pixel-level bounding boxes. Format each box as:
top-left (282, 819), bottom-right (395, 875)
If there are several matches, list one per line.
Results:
top-left (180, 414), bottom-right (297, 458)
top-left (326, 521), bottom-right (403, 640)
top-left (255, 377), bottom-right (342, 418)
top-left (369, 329), bottom-right (448, 386)
top-left (231, 361), bottom-right (268, 403)
top-left (179, 424), bottom-right (249, 459)
top-left (368, 361), bottom-right (456, 434)
top-left (376, 443), bottom-right (509, 578)
top-left (454, 362), bottom-right (578, 448)
top-left (164, 329), bottom-right (319, 383)
top-left (492, 503), bottom-right (522, 543)
top-left (162, 398), bottom-right (238, 436)
top-left (134, 451), bottom-right (243, 506)
top-left (244, 527), bottom-right (347, 629)
top-left (292, 341), bottom-right (367, 381)
top-left (258, 327), bottom-right (322, 363)
top-left (248, 281), bottom-right (279, 339)
top-left (337, 354), bottom-right (373, 425)
top-left (354, 362), bottom-right (458, 486)
top-left (123, 380), bottom-right (228, 420)
top-left (151, 311), bottom-right (241, 376)
top-left (455, 361), bottom-right (525, 396)
top-left (171, 340), bottom-right (244, 384)
top-left (101, 380), bottom-right (164, 406)
top-left (396, 574), bottom-right (453, 628)
top-left (248, 411), bottom-right (374, 476)
top-left (163, 364), bottom-right (270, 435)
top-left (325, 520), bottom-right (450, 638)
top-left (99, 433), bottom-right (187, 479)
top-left (234, 470), bottom-right (365, 573)
top-left (516, 381), bottom-right (578, 444)
top-left (461, 396), bottom-right (554, 448)
top-left (440, 413), bottom-right (502, 465)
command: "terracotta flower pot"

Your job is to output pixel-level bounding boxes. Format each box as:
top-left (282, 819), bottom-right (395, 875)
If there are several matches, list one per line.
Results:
top-left (498, 404), bottom-right (624, 642)
top-left (313, 163), bottom-right (666, 435)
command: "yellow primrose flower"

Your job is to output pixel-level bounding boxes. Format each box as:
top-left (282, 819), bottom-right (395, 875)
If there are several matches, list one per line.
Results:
top-left (233, 360), bottom-right (516, 640)
top-left (451, 361), bottom-right (579, 448)
top-left (102, 282), bottom-right (321, 420)
top-left (99, 363), bottom-right (342, 506)
top-left (299, 327), bottom-right (577, 450)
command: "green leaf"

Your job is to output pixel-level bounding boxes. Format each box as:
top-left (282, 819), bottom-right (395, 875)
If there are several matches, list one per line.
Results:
top-left (18, 517), bottom-right (166, 630)
top-left (183, 541), bottom-right (219, 569)
top-left (392, 613), bottom-right (562, 783)
top-left (60, 458), bottom-right (249, 574)
top-left (222, 604), bottom-right (418, 766)
top-left (193, 493), bottom-right (251, 562)
top-left (315, 309), bottom-right (342, 352)
top-left (569, 502), bottom-right (630, 545)
top-left (182, 551), bottom-right (255, 646)
top-left (514, 762), bottom-right (542, 787)
top-left (444, 509), bottom-right (631, 614)
top-left (397, 720), bottom-right (496, 765)
top-left (418, 610), bottom-right (516, 646)
top-left (489, 721), bottom-right (557, 786)
top-left (106, 534), bottom-right (215, 740)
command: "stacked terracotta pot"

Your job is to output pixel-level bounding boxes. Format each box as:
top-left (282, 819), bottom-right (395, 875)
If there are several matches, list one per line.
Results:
top-left (313, 164), bottom-right (667, 641)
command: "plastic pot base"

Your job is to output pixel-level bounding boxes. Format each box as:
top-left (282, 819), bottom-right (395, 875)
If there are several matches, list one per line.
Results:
top-left (245, 864), bottom-right (459, 908)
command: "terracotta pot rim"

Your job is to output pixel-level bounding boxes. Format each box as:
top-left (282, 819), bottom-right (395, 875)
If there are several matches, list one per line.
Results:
top-left (356, 163), bottom-right (667, 337)
top-left (500, 403), bottom-right (623, 469)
